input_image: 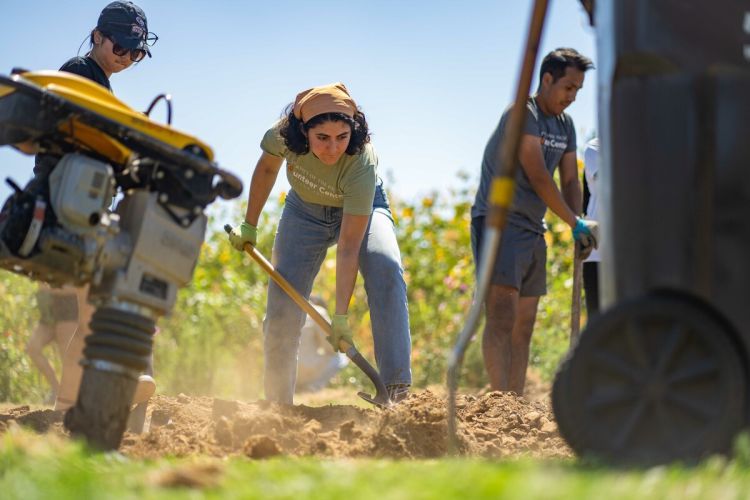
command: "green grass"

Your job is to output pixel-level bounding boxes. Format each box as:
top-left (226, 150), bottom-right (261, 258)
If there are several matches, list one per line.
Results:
top-left (3, 429), bottom-right (750, 499)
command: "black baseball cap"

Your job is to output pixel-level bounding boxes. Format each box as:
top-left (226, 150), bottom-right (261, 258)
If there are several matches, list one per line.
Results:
top-left (96, 1), bottom-right (155, 57)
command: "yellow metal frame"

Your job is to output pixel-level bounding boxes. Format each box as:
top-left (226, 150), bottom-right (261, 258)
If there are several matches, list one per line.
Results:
top-left (14, 70), bottom-right (214, 165)
top-left (0, 83), bottom-right (14, 99)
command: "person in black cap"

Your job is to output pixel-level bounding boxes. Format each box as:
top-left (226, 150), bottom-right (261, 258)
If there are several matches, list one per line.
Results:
top-left (34, 0), bottom-right (156, 179)
top-left (58, 0), bottom-right (157, 91)
top-left (32, 1), bottom-right (158, 420)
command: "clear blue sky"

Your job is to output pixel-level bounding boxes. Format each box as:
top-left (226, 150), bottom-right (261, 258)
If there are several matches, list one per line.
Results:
top-left (0, 0), bottom-right (596, 204)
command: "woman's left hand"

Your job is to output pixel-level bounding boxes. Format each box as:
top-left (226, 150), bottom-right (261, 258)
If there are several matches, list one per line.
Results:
top-left (228, 221), bottom-right (257, 251)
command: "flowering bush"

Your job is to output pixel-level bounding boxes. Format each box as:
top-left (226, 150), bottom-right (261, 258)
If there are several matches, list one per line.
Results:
top-left (0, 173), bottom-right (580, 400)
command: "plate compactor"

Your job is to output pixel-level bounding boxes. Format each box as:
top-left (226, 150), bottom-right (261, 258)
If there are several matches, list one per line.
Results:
top-left (553, 0), bottom-right (750, 465)
top-left (0, 69), bottom-right (242, 449)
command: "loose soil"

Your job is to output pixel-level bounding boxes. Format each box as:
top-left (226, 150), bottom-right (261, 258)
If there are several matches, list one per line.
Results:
top-left (0, 385), bottom-right (572, 460)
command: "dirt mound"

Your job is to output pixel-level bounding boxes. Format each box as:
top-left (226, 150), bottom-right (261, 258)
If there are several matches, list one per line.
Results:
top-left (121, 390), bottom-right (571, 459)
top-left (0, 405), bottom-right (64, 433)
top-left (0, 390), bottom-right (571, 459)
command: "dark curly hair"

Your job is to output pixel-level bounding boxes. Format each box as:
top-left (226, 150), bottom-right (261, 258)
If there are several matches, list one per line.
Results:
top-left (278, 103), bottom-right (370, 156)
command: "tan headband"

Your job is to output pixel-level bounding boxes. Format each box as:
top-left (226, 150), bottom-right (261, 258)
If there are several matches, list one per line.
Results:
top-left (292, 82), bottom-right (357, 123)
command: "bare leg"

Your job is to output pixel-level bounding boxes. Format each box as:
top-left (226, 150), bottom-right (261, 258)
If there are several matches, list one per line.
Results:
top-left (26, 324), bottom-right (58, 396)
top-left (55, 286), bottom-right (94, 411)
top-left (482, 284), bottom-right (519, 391)
top-left (53, 320), bottom-right (78, 361)
top-left (508, 296), bottom-right (540, 394)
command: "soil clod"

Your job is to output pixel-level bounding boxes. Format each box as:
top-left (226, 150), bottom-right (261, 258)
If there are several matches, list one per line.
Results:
top-left (0, 388), bottom-right (571, 460)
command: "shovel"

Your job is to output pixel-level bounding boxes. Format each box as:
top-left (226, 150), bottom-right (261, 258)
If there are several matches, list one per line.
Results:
top-left (570, 243), bottom-right (583, 348)
top-left (224, 225), bottom-right (392, 408)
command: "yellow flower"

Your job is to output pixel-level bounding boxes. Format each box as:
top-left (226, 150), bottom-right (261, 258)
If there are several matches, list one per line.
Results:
top-left (444, 229), bottom-right (459, 242)
top-left (194, 266), bottom-right (206, 282)
top-left (557, 226), bottom-right (573, 243)
top-left (421, 197), bottom-right (434, 208)
top-left (544, 232), bottom-right (553, 246)
top-left (279, 191), bottom-right (287, 204)
top-left (218, 246), bottom-right (231, 265)
top-left (435, 247), bottom-right (445, 262)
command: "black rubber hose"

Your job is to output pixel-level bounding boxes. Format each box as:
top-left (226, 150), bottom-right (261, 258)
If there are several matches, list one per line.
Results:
top-left (83, 307), bottom-right (156, 372)
top-left (144, 93), bottom-right (173, 125)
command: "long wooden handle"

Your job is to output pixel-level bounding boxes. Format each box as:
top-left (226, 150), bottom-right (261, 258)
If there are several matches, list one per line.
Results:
top-left (222, 223), bottom-right (351, 350)
top-left (225, 225), bottom-right (390, 406)
top-left (244, 243), bottom-right (335, 338)
top-left (570, 251), bottom-right (583, 347)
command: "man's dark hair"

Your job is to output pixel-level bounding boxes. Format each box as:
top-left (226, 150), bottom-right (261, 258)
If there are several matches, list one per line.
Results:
top-left (538, 47), bottom-right (594, 85)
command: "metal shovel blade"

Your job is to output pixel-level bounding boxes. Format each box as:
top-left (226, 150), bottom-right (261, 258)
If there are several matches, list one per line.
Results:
top-left (358, 391), bottom-right (391, 409)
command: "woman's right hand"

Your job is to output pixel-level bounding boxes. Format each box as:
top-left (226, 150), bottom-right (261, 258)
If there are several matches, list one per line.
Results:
top-left (327, 314), bottom-right (354, 351)
top-left (228, 221), bottom-right (257, 251)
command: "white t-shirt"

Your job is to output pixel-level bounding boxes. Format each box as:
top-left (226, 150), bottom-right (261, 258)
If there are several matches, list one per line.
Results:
top-left (583, 138), bottom-right (600, 262)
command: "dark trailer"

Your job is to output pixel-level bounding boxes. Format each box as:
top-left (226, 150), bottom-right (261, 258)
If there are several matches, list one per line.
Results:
top-left (554, 0), bottom-right (750, 465)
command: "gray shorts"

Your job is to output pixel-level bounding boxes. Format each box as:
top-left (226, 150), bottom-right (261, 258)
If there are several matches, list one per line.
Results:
top-left (471, 217), bottom-right (547, 296)
top-left (37, 290), bottom-right (78, 326)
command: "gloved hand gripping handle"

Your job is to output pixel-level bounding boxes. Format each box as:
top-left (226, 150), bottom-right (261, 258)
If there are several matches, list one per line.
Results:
top-left (223, 224), bottom-right (391, 408)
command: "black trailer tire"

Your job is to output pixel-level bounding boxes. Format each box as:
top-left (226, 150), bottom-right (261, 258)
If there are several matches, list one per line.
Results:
top-left (553, 292), bottom-right (747, 465)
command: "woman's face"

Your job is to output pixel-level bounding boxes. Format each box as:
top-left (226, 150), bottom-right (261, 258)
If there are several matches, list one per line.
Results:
top-left (306, 120), bottom-right (351, 165)
top-left (91, 31), bottom-right (135, 75)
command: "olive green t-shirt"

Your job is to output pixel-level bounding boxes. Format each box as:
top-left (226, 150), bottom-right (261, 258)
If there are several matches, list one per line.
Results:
top-left (261, 121), bottom-right (377, 215)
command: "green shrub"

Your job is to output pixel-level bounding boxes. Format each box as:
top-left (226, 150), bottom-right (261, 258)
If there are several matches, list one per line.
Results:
top-left (0, 175), bottom-right (579, 400)
top-left (0, 274), bottom-right (47, 402)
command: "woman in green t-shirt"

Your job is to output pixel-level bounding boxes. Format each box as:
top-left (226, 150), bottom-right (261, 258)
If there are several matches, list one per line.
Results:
top-left (229, 82), bottom-right (411, 404)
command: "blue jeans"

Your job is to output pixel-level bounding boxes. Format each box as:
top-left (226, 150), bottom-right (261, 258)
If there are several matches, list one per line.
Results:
top-left (263, 183), bottom-right (412, 403)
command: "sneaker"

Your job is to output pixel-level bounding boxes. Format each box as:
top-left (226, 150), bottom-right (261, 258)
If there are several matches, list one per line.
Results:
top-left (132, 375), bottom-right (156, 405)
top-left (386, 384), bottom-right (410, 404)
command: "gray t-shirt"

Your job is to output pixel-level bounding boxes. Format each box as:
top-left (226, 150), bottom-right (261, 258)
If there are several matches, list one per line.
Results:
top-left (471, 96), bottom-right (577, 234)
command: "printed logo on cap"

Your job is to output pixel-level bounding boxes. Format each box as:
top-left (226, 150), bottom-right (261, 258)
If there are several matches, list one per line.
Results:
top-left (131, 16), bottom-right (146, 38)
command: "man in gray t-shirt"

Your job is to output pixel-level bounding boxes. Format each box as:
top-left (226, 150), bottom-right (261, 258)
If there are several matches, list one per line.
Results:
top-left (470, 48), bottom-right (597, 395)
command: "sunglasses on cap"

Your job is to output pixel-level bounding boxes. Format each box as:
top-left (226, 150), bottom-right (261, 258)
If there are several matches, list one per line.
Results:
top-left (102, 33), bottom-right (147, 62)
top-left (103, 21), bottom-right (159, 46)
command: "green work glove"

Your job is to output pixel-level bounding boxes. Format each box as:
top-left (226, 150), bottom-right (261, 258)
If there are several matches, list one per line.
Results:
top-left (228, 221), bottom-right (257, 251)
top-left (328, 314), bottom-right (354, 352)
